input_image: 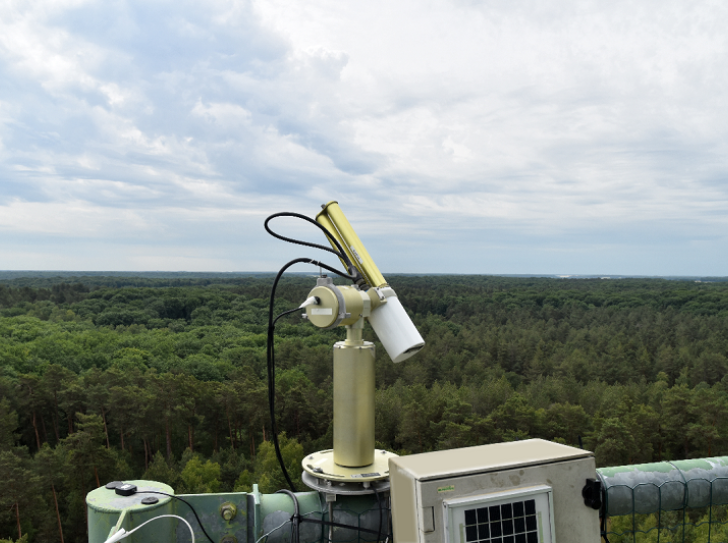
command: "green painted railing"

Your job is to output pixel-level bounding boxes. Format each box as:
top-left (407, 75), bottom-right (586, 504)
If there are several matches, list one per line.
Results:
top-left (598, 457), bottom-right (728, 543)
top-left (87, 456), bottom-right (728, 542)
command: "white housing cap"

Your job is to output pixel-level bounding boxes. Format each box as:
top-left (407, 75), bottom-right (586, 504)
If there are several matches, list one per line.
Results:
top-left (368, 287), bottom-right (425, 363)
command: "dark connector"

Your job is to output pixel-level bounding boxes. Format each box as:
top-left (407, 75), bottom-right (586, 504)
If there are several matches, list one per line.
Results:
top-left (582, 478), bottom-right (602, 510)
top-left (115, 483), bottom-right (138, 497)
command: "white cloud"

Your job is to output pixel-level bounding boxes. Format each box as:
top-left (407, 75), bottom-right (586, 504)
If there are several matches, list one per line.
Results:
top-left (0, 0), bottom-right (726, 273)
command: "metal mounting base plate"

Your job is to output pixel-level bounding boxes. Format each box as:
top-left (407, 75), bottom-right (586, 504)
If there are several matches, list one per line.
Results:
top-left (301, 448), bottom-right (398, 489)
top-left (302, 471), bottom-right (391, 495)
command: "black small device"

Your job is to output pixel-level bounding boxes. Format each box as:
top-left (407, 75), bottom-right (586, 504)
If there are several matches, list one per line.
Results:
top-left (582, 478), bottom-right (602, 510)
top-left (115, 483), bottom-right (138, 496)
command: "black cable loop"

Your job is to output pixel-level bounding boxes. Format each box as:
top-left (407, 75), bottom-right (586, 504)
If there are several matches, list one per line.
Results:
top-left (264, 212), bottom-right (361, 281)
top-left (276, 489), bottom-right (300, 543)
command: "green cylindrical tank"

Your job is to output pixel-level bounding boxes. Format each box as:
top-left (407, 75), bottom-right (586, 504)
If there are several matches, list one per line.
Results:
top-left (86, 480), bottom-right (175, 543)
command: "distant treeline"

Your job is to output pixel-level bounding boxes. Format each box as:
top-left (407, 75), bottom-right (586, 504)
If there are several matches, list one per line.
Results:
top-left (1, 275), bottom-right (728, 542)
top-left (1, 270), bottom-right (727, 289)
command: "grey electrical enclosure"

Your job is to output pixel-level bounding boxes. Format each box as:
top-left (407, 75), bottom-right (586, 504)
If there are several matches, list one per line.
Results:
top-left (389, 439), bottom-right (600, 543)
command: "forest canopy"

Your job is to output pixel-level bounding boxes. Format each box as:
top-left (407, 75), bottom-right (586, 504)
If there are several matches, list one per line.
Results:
top-left (1, 274), bottom-right (728, 542)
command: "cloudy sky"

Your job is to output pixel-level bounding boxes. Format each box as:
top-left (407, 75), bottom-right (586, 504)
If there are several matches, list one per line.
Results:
top-left (1, 0), bottom-right (727, 275)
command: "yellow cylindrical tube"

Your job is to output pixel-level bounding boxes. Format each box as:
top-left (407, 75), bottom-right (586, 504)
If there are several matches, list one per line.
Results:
top-left (314, 211), bottom-right (358, 279)
top-left (333, 335), bottom-right (375, 467)
top-left (316, 201), bottom-right (387, 288)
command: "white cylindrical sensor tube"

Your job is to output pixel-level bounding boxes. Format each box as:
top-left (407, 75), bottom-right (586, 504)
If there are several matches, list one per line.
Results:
top-left (367, 288), bottom-right (425, 363)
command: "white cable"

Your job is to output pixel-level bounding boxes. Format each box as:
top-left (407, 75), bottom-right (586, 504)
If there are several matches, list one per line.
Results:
top-left (255, 518), bottom-right (291, 543)
top-left (103, 514), bottom-right (195, 543)
top-left (299, 295), bottom-right (319, 308)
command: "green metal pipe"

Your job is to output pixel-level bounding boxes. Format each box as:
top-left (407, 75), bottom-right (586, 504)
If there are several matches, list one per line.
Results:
top-left (87, 482), bottom-right (387, 543)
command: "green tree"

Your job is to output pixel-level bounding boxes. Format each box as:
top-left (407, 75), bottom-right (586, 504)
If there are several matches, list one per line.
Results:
top-left (253, 434), bottom-right (304, 494)
top-left (40, 365), bottom-right (76, 444)
top-left (175, 375), bottom-right (205, 454)
top-left (662, 384), bottom-right (694, 458)
top-left (34, 444), bottom-right (66, 543)
top-left (63, 413), bottom-right (114, 489)
top-left (0, 536), bottom-right (28, 543)
top-left (179, 454), bottom-right (221, 494)
top-left (397, 384), bottom-right (443, 453)
top-left (149, 374), bottom-right (180, 459)
top-left (57, 375), bottom-right (85, 437)
top-left (0, 451), bottom-right (38, 540)
top-left (83, 369), bottom-right (112, 449)
top-left (233, 469), bottom-right (253, 493)
top-left (143, 451), bottom-right (180, 489)
top-left (0, 399), bottom-right (19, 451)
top-left (489, 393), bottom-right (544, 442)
top-left (545, 403), bottom-right (591, 447)
top-left (592, 418), bottom-right (637, 467)
top-left (15, 375), bottom-right (45, 451)
top-left (687, 384), bottom-right (728, 456)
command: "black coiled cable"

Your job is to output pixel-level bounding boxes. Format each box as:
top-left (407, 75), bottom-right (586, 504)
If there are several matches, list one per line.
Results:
top-left (267, 257), bottom-right (354, 492)
top-left (264, 212), bottom-right (362, 284)
top-left (264, 211), bottom-right (361, 493)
